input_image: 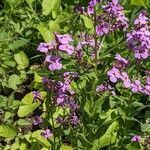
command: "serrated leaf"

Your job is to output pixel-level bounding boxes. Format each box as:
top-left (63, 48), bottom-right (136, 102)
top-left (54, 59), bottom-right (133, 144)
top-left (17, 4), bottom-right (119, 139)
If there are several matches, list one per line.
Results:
top-left (0, 125), bottom-right (17, 138)
top-left (14, 51), bottom-right (29, 69)
top-left (81, 15), bottom-right (94, 29)
top-left (37, 23), bottom-right (54, 42)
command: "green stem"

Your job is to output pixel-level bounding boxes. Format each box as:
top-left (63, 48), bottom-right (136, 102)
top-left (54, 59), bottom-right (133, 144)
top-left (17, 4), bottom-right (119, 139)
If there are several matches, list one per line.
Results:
top-left (47, 91), bottom-right (56, 150)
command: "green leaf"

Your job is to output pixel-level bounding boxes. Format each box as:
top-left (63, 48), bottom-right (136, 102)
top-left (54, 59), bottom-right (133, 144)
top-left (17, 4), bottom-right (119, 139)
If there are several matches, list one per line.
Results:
top-left (49, 20), bottom-right (61, 32)
top-left (26, 0), bottom-right (35, 8)
top-left (42, 0), bottom-right (61, 16)
top-left (127, 142), bottom-right (141, 150)
top-left (32, 130), bottom-right (51, 148)
top-left (37, 23), bottom-right (54, 42)
top-left (60, 144), bottom-right (73, 150)
top-left (92, 122), bottom-right (119, 149)
top-left (9, 39), bottom-right (29, 50)
top-left (22, 92), bottom-right (34, 105)
top-left (18, 103), bottom-right (39, 117)
top-left (0, 125), bottom-right (17, 138)
top-left (34, 72), bottom-right (42, 83)
top-left (130, 0), bottom-right (147, 7)
top-left (14, 51), bottom-right (29, 69)
top-left (81, 15), bottom-right (94, 29)
top-left (8, 74), bottom-right (21, 90)
top-left (17, 119), bottom-right (32, 126)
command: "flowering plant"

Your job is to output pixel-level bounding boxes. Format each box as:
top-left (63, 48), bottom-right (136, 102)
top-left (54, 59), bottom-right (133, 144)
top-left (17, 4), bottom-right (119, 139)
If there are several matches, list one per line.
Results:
top-left (0, 0), bottom-right (150, 149)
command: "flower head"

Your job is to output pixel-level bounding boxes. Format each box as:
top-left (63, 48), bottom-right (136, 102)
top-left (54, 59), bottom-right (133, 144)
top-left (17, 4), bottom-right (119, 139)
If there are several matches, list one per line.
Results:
top-left (33, 115), bottom-right (43, 125)
top-left (45, 55), bottom-right (62, 71)
top-left (131, 135), bottom-right (141, 142)
top-left (41, 129), bottom-right (53, 139)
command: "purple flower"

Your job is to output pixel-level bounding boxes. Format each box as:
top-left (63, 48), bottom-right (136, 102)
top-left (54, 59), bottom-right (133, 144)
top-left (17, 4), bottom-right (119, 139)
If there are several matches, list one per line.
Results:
top-left (70, 114), bottom-right (79, 126)
top-left (87, 6), bottom-right (94, 15)
top-left (73, 6), bottom-right (84, 13)
top-left (131, 80), bottom-right (142, 93)
top-left (146, 76), bottom-right (150, 85)
top-left (96, 84), bottom-right (108, 92)
top-left (134, 49), bottom-right (149, 60)
top-left (120, 72), bottom-right (131, 88)
top-left (56, 34), bottom-right (73, 45)
top-left (96, 22), bottom-right (110, 36)
top-left (45, 55), bottom-right (62, 71)
top-left (134, 11), bottom-right (149, 26)
top-left (59, 44), bottom-right (74, 55)
top-left (107, 67), bottom-right (121, 83)
top-left (115, 54), bottom-right (128, 66)
top-left (127, 12), bottom-right (150, 60)
top-left (56, 94), bottom-right (66, 105)
top-left (33, 115), bottom-right (43, 125)
top-left (131, 135), bottom-right (141, 142)
top-left (41, 129), bottom-right (53, 139)
top-left (37, 43), bottom-right (49, 53)
top-left (33, 91), bottom-right (42, 101)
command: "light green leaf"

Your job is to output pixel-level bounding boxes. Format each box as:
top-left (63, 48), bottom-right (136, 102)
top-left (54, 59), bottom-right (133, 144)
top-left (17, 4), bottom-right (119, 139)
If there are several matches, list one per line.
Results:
top-left (26, 0), bottom-right (35, 8)
top-left (22, 92), bottom-right (34, 105)
top-left (42, 0), bottom-right (61, 16)
top-left (32, 130), bottom-right (51, 148)
top-left (81, 15), bottom-right (94, 29)
top-left (17, 119), bottom-right (32, 126)
top-left (9, 39), bottom-right (29, 50)
top-left (49, 20), bottom-right (61, 32)
top-left (14, 51), bottom-right (29, 69)
top-left (8, 74), bottom-right (21, 90)
top-left (34, 72), bottom-right (42, 83)
top-left (18, 103), bottom-right (39, 117)
top-left (92, 122), bottom-right (119, 149)
top-left (131, 0), bottom-right (147, 7)
top-left (60, 144), bottom-right (73, 150)
top-left (0, 125), bottom-right (17, 138)
top-left (37, 23), bottom-right (54, 42)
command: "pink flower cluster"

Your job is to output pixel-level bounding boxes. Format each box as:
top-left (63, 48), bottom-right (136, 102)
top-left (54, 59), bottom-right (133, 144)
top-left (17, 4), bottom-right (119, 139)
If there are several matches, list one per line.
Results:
top-left (54, 72), bottom-right (79, 126)
top-left (105, 54), bottom-right (150, 95)
top-left (37, 34), bottom-right (74, 71)
top-left (96, 0), bottom-right (128, 36)
top-left (127, 11), bottom-right (150, 60)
